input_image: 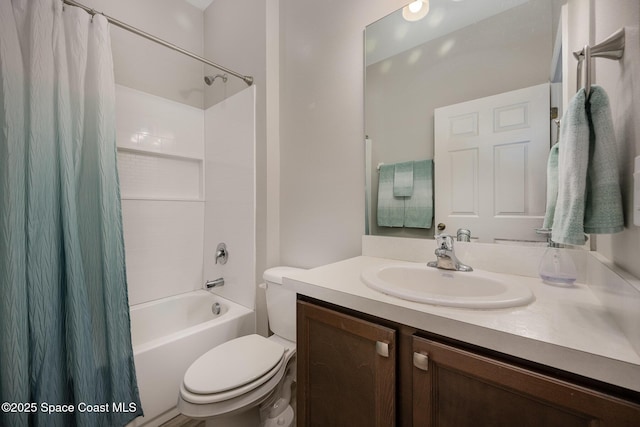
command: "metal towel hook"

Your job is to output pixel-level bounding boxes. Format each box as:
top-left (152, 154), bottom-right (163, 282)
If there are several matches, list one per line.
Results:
top-left (573, 28), bottom-right (625, 98)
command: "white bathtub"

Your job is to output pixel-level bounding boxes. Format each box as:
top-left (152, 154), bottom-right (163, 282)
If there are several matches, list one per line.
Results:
top-left (127, 290), bottom-right (255, 427)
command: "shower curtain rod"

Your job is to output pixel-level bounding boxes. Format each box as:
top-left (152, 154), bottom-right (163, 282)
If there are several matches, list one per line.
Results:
top-left (62, 0), bottom-right (254, 86)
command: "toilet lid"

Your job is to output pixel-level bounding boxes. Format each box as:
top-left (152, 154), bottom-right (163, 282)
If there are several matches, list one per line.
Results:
top-left (183, 334), bottom-right (285, 395)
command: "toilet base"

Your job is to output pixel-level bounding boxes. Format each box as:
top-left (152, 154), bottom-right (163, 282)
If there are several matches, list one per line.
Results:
top-left (200, 404), bottom-right (294, 427)
top-left (203, 407), bottom-right (260, 427)
top-left (263, 405), bottom-right (294, 427)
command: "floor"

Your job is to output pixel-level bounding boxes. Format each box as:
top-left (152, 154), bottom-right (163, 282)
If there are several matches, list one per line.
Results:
top-left (160, 414), bottom-right (205, 427)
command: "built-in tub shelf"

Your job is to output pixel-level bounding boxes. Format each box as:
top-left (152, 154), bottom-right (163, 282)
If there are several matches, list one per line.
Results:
top-left (116, 146), bottom-right (203, 201)
top-left (117, 145), bottom-right (203, 162)
top-left (120, 196), bottom-right (205, 202)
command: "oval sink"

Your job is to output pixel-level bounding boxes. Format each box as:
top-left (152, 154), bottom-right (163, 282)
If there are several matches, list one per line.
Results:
top-left (361, 263), bottom-right (534, 309)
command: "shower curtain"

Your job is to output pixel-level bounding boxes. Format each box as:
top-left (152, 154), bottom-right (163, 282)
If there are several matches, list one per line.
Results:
top-left (0, 0), bottom-right (142, 426)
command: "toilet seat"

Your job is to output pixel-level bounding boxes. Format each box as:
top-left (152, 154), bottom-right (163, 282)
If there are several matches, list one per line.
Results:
top-left (181, 334), bottom-right (287, 404)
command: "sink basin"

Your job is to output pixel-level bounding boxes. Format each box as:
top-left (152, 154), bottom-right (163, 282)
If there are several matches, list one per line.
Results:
top-left (361, 263), bottom-right (534, 309)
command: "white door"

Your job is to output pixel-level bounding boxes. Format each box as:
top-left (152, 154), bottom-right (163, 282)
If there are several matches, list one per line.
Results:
top-left (434, 83), bottom-right (549, 244)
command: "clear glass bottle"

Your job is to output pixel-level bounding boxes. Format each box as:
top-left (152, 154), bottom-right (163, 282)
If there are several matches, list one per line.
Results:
top-left (539, 246), bottom-right (578, 286)
top-left (536, 229), bottom-right (577, 286)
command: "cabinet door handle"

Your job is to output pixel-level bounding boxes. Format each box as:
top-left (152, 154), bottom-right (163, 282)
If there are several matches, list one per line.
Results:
top-left (376, 341), bottom-right (389, 357)
top-left (413, 352), bottom-right (429, 371)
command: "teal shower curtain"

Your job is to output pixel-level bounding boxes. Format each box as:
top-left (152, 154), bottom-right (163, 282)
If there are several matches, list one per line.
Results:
top-left (0, 0), bottom-right (142, 426)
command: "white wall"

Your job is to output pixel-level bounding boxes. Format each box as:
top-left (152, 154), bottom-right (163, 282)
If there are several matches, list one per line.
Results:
top-left (81, 0), bottom-right (205, 108)
top-left (278, 0), bottom-right (407, 268)
top-left (203, 1), bottom-right (265, 110)
top-left (590, 0), bottom-right (640, 279)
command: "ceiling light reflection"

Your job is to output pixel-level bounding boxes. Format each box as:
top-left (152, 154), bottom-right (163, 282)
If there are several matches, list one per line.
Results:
top-left (408, 49), bottom-right (423, 65)
top-left (427, 7), bottom-right (445, 28)
top-left (402, 0), bottom-right (430, 22)
top-left (380, 59), bottom-right (393, 74)
top-left (394, 24), bottom-right (410, 41)
top-left (438, 38), bottom-right (456, 57)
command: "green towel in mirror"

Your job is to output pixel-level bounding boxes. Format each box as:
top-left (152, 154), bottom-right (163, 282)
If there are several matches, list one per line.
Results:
top-left (377, 164), bottom-right (404, 227)
top-left (404, 160), bottom-right (433, 229)
top-left (393, 161), bottom-right (414, 197)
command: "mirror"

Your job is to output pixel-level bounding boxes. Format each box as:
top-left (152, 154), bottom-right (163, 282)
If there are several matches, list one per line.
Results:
top-left (365, 0), bottom-right (567, 244)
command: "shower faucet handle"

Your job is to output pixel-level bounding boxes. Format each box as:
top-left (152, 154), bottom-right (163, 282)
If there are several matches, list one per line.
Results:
top-left (215, 242), bottom-right (228, 265)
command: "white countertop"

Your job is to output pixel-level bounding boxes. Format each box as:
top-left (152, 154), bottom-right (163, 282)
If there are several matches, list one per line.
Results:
top-left (284, 255), bottom-right (640, 393)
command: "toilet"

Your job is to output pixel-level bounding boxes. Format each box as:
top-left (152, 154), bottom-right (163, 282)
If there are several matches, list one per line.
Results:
top-left (178, 267), bottom-right (303, 427)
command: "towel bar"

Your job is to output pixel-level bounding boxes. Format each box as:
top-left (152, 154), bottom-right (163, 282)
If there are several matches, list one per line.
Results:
top-left (573, 28), bottom-right (625, 97)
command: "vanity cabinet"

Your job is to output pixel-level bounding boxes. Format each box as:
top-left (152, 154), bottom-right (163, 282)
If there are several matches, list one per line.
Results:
top-left (412, 336), bottom-right (640, 426)
top-left (297, 298), bottom-right (640, 427)
top-left (296, 300), bottom-right (396, 426)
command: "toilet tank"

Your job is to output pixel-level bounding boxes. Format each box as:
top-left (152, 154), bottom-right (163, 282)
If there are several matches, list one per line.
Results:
top-left (263, 267), bottom-right (305, 343)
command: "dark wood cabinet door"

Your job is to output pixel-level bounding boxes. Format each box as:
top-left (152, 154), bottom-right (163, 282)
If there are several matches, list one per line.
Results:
top-left (297, 300), bottom-right (396, 427)
top-left (412, 336), bottom-right (640, 427)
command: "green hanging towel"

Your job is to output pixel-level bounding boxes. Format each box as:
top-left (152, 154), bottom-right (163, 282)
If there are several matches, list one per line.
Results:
top-left (377, 164), bottom-right (405, 227)
top-left (393, 161), bottom-right (414, 197)
top-left (583, 86), bottom-right (624, 234)
top-left (404, 160), bottom-right (433, 229)
top-left (542, 143), bottom-right (559, 229)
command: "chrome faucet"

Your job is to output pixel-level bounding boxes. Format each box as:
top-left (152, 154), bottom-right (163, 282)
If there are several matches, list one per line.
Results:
top-left (427, 234), bottom-right (473, 272)
top-left (215, 243), bottom-right (228, 265)
top-left (205, 277), bottom-right (225, 289)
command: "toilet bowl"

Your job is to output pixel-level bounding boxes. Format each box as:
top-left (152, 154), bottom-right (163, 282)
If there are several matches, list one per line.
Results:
top-left (178, 267), bottom-right (303, 427)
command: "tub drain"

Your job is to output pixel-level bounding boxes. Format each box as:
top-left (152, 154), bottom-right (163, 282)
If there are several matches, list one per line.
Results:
top-left (212, 302), bottom-right (221, 315)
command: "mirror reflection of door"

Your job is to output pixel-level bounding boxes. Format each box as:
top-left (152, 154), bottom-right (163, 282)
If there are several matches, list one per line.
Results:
top-left (434, 83), bottom-right (550, 243)
top-left (365, 0), bottom-right (563, 242)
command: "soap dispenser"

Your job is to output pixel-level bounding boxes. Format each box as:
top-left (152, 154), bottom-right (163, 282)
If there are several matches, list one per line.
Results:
top-left (536, 229), bottom-right (577, 286)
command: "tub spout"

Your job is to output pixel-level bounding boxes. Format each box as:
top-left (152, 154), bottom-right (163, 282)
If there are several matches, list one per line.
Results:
top-left (205, 277), bottom-right (224, 289)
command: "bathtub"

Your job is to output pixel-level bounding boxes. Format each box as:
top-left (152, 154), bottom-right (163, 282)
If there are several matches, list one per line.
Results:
top-left (126, 290), bottom-right (255, 427)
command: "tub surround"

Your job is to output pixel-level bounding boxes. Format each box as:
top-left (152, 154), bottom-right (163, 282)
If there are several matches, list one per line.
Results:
top-left (117, 84), bottom-right (257, 309)
top-left (117, 84), bottom-right (206, 306)
top-left (283, 236), bottom-right (640, 393)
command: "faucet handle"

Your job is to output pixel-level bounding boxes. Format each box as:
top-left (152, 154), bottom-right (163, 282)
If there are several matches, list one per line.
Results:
top-left (435, 233), bottom-right (454, 250)
top-left (456, 228), bottom-right (471, 242)
top-left (215, 242), bottom-right (228, 264)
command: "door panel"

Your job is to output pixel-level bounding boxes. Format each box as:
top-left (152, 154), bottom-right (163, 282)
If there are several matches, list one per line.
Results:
top-left (412, 336), bottom-right (640, 426)
top-left (297, 301), bottom-right (396, 426)
top-left (434, 83), bottom-right (550, 243)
